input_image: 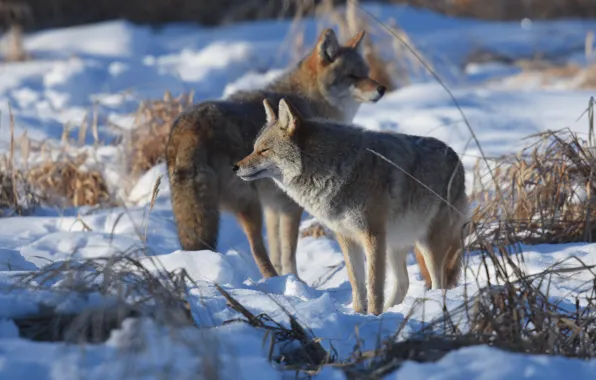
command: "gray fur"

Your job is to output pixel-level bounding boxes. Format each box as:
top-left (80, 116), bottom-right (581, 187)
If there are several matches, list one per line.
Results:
top-left (236, 100), bottom-right (468, 314)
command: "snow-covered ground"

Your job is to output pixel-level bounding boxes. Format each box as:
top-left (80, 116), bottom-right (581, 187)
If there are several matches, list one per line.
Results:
top-left (1, 3), bottom-right (596, 379)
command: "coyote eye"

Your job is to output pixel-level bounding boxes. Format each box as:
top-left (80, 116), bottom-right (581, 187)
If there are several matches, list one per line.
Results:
top-left (258, 148), bottom-right (270, 155)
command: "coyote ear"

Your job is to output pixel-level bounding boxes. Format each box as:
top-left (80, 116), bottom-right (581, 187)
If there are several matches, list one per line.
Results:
top-left (263, 99), bottom-right (277, 124)
top-left (278, 98), bottom-right (301, 136)
top-left (316, 28), bottom-right (340, 64)
top-left (346, 30), bottom-right (365, 52)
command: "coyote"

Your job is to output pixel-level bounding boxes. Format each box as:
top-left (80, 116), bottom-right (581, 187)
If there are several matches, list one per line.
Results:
top-left (234, 99), bottom-right (468, 315)
top-left (166, 29), bottom-right (386, 279)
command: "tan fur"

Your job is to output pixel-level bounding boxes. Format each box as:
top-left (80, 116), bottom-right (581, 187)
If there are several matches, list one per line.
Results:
top-left (167, 29), bottom-right (385, 279)
top-left (335, 234), bottom-right (367, 313)
top-left (360, 202), bottom-right (389, 315)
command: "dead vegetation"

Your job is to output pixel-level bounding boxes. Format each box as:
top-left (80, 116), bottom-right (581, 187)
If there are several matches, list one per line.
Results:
top-left (217, 283), bottom-right (332, 371)
top-left (126, 91), bottom-right (194, 179)
top-left (1, 152), bottom-right (115, 213)
top-left (12, 252), bottom-right (196, 343)
top-left (26, 153), bottom-right (113, 208)
top-left (8, 246), bottom-right (332, 378)
top-left (0, 169), bottom-right (37, 216)
top-left (471, 99), bottom-right (596, 245)
top-left (0, 113), bottom-right (118, 214)
top-left (300, 222), bottom-right (329, 239)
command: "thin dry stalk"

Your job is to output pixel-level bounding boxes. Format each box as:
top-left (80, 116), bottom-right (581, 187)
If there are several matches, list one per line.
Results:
top-left (127, 91), bottom-right (194, 179)
top-left (217, 283), bottom-right (331, 370)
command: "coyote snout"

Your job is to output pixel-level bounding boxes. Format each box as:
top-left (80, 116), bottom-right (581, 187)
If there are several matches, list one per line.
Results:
top-left (233, 153), bottom-right (279, 182)
top-left (351, 78), bottom-right (386, 103)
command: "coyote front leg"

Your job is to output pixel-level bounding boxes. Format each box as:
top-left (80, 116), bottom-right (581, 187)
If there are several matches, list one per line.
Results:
top-left (264, 207), bottom-right (282, 274)
top-left (236, 200), bottom-right (278, 278)
top-left (361, 229), bottom-right (387, 316)
top-left (336, 233), bottom-right (367, 314)
top-left (279, 206), bottom-right (303, 276)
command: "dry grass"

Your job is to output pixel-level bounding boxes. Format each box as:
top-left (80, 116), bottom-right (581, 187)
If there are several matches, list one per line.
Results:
top-left (25, 152), bottom-right (113, 208)
top-left (470, 110), bottom-right (596, 245)
top-left (300, 221), bottom-right (329, 239)
top-left (1, 150), bottom-right (116, 212)
top-left (578, 64), bottom-right (596, 89)
top-left (0, 169), bottom-right (37, 216)
top-left (8, 241), bottom-right (329, 378)
top-left (8, 248), bottom-right (225, 379)
top-left (126, 91), bottom-right (194, 179)
top-left (1, 89), bottom-right (193, 213)
top-left (13, 252), bottom-right (196, 342)
top-left (217, 283), bottom-right (332, 372)
top-left (0, 106), bottom-right (117, 213)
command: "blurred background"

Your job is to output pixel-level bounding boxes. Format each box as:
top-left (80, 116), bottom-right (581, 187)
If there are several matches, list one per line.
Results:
top-left (3, 0), bottom-right (596, 31)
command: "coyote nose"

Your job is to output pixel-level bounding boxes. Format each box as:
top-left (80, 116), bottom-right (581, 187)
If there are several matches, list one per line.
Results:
top-left (377, 85), bottom-right (386, 96)
top-left (232, 164), bottom-right (239, 172)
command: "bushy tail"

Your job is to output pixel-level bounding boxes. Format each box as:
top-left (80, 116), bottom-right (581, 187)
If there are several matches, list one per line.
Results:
top-left (166, 113), bottom-right (220, 251)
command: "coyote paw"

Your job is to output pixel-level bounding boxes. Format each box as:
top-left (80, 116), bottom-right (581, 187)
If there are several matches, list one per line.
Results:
top-left (353, 305), bottom-right (367, 314)
top-left (352, 300), bottom-right (367, 314)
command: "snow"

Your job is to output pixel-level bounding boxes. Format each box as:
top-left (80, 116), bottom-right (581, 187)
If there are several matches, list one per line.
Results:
top-left (393, 345), bottom-right (596, 380)
top-left (1, 2), bottom-right (596, 379)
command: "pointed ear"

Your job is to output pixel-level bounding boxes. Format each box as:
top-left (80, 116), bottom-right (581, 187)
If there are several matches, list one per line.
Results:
top-left (346, 30), bottom-right (365, 52)
top-left (278, 98), bottom-right (301, 136)
top-left (263, 99), bottom-right (276, 124)
top-left (315, 28), bottom-right (340, 64)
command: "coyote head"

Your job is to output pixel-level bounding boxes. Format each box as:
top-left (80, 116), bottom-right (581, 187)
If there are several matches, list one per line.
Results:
top-left (303, 29), bottom-right (386, 115)
top-left (234, 98), bottom-right (305, 183)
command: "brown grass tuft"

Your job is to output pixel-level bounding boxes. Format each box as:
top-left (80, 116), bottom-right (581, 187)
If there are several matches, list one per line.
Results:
top-left (470, 121), bottom-right (596, 245)
top-left (300, 222), bottom-right (329, 239)
top-left (26, 152), bottom-right (113, 208)
top-left (127, 91), bottom-right (194, 179)
top-left (0, 169), bottom-right (38, 216)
